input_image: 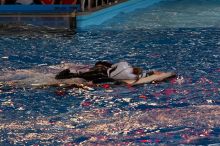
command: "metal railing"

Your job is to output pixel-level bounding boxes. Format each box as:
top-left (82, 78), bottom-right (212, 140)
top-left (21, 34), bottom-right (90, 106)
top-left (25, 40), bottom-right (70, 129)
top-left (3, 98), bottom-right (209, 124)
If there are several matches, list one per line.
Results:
top-left (0, 0), bottom-right (124, 12)
top-left (80, 0), bottom-right (123, 12)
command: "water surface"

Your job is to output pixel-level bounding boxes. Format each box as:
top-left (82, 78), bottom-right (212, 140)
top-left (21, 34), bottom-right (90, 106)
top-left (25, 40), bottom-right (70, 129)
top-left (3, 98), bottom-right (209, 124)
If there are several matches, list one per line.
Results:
top-left (0, 0), bottom-right (220, 145)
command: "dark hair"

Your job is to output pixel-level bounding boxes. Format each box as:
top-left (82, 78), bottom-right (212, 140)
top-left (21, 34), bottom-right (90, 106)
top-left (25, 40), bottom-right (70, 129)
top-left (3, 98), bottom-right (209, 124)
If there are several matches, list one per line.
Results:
top-left (95, 61), bottom-right (112, 68)
top-left (133, 67), bottom-right (143, 75)
top-left (54, 0), bottom-right (61, 4)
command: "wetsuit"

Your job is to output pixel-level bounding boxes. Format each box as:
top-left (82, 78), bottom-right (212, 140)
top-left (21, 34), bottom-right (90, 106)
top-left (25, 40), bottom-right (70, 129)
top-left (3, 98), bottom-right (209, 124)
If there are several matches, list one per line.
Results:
top-left (55, 62), bottom-right (114, 83)
top-left (55, 61), bottom-right (155, 83)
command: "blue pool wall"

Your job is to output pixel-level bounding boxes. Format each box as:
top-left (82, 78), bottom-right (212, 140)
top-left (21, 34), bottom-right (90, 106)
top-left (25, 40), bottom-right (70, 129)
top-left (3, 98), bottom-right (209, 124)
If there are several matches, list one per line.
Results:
top-left (76, 0), bottom-right (163, 29)
top-left (0, 5), bottom-right (80, 28)
top-left (0, 5), bottom-right (80, 13)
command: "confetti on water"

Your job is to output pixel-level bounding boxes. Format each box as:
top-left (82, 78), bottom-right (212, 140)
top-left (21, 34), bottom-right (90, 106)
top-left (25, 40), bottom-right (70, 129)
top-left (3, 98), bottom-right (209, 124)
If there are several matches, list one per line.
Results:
top-left (176, 76), bottom-right (185, 84)
top-left (163, 88), bottom-right (177, 96)
top-left (105, 89), bottom-right (113, 93)
top-left (81, 101), bottom-right (92, 107)
top-left (206, 99), bottom-right (214, 104)
top-left (0, 3), bottom-right (220, 145)
top-left (122, 98), bottom-right (132, 102)
top-left (1, 56), bottom-right (9, 59)
top-left (1, 99), bottom-right (14, 107)
top-left (17, 107), bottom-right (25, 111)
top-left (139, 139), bottom-right (152, 143)
top-left (55, 90), bottom-right (66, 96)
top-left (102, 84), bottom-right (110, 89)
top-left (37, 63), bottom-right (48, 67)
top-left (139, 95), bottom-right (147, 99)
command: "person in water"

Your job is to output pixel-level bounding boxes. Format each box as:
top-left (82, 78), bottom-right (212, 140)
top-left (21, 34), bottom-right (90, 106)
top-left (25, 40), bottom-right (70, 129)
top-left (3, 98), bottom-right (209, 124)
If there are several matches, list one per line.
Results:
top-left (55, 61), bottom-right (155, 84)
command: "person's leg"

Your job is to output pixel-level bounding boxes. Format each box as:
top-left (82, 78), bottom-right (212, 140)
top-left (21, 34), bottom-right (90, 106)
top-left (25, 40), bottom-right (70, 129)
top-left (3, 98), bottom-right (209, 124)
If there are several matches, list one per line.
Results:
top-left (55, 69), bottom-right (78, 79)
top-left (4, 0), bottom-right (16, 4)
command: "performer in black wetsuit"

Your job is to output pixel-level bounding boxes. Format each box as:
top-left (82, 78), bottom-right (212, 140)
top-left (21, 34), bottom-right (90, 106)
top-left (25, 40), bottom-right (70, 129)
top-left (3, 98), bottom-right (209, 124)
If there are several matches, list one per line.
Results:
top-left (55, 61), bottom-right (115, 83)
top-left (55, 61), bottom-right (155, 84)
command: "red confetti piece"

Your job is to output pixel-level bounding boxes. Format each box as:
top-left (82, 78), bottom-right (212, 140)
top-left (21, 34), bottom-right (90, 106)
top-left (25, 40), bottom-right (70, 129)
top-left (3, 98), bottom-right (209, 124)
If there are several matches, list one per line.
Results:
top-left (135, 129), bottom-right (145, 134)
top-left (96, 136), bottom-right (108, 141)
top-left (140, 139), bottom-right (152, 143)
top-left (81, 101), bottom-right (91, 107)
top-left (102, 84), bottom-right (110, 89)
top-left (127, 84), bottom-right (133, 88)
top-left (212, 88), bottom-right (218, 93)
top-left (95, 109), bottom-right (108, 115)
top-left (55, 90), bottom-right (66, 96)
top-left (170, 78), bottom-right (177, 84)
top-left (126, 84), bottom-right (136, 91)
top-left (163, 88), bottom-right (176, 96)
top-left (155, 139), bottom-right (161, 143)
top-left (153, 92), bottom-right (162, 97)
top-left (49, 121), bottom-right (55, 125)
top-left (139, 95), bottom-right (147, 99)
top-left (140, 140), bottom-right (147, 143)
top-left (198, 77), bottom-right (213, 84)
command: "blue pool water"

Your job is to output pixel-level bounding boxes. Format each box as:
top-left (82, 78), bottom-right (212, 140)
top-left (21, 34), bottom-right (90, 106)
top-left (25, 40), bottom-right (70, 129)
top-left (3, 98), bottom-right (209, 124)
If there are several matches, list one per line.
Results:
top-left (0, 0), bottom-right (220, 145)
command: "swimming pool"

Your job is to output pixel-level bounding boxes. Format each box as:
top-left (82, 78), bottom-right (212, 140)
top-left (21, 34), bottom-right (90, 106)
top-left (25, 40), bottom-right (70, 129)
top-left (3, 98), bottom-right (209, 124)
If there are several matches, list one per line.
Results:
top-left (0, 0), bottom-right (220, 145)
